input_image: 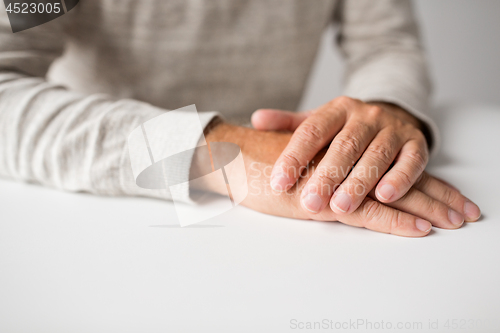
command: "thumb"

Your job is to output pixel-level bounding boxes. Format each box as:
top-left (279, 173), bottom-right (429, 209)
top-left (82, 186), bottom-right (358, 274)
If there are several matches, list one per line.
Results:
top-left (251, 109), bottom-right (310, 131)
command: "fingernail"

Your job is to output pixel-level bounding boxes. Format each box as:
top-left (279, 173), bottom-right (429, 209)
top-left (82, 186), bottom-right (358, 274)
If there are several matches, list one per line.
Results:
top-left (378, 184), bottom-right (395, 201)
top-left (302, 193), bottom-right (323, 213)
top-left (448, 209), bottom-right (464, 226)
top-left (331, 192), bottom-right (351, 213)
top-left (270, 172), bottom-right (290, 191)
top-left (416, 219), bottom-right (432, 232)
top-left (464, 201), bottom-right (481, 221)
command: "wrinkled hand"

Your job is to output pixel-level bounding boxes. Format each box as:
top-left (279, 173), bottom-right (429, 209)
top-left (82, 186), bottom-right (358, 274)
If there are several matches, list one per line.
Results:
top-left (252, 96), bottom-right (433, 216)
top-left (194, 122), bottom-right (481, 237)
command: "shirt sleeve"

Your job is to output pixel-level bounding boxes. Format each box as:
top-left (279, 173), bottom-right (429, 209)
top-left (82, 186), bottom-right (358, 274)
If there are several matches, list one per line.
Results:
top-left (334, 0), bottom-right (440, 155)
top-left (0, 11), bottom-right (218, 203)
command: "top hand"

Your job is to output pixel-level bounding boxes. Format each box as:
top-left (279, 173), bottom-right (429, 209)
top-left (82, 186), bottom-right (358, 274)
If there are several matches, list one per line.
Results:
top-left (251, 96), bottom-right (430, 216)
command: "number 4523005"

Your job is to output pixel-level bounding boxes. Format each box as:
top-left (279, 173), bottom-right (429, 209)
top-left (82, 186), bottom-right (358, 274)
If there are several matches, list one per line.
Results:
top-left (6, 2), bottom-right (62, 14)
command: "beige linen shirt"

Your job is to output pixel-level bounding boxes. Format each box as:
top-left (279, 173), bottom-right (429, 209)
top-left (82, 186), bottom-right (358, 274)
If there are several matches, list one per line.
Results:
top-left (0, 0), bottom-right (437, 203)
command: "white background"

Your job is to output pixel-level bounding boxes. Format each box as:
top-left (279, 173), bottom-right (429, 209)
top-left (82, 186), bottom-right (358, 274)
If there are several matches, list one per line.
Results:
top-left (299, 0), bottom-right (500, 110)
top-left (1, 1), bottom-right (499, 332)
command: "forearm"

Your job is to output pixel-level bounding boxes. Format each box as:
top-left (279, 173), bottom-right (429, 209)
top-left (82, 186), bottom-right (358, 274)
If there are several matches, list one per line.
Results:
top-left (0, 72), bottom-right (167, 198)
top-left (0, 13), bottom-right (150, 196)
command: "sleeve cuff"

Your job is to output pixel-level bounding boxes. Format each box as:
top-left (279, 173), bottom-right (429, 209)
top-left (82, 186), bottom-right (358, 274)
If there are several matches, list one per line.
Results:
top-left (119, 101), bottom-right (220, 204)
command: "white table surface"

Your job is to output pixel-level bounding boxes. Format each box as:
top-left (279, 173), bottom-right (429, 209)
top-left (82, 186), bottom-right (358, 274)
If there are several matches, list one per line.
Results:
top-left (1, 104), bottom-right (499, 333)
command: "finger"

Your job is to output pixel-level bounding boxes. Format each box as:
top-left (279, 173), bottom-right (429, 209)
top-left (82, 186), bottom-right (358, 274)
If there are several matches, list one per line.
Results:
top-left (338, 197), bottom-right (432, 237)
top-left (251, 109), bottom-right (310, 131)
top-left (375, 137), bottom-right (429, 203)
top-left (270, 105), bottom-right (347, 192)
top-left (384, 187), bottom-right (464, 229)
top-left (300, 117), bottom-right (378, 213)
top-left (414, 172), bottom-right (481, 222)
top-left (432, 176), bottom-right (460, 192)
top-left (329, 127), bottom-right (404, 215)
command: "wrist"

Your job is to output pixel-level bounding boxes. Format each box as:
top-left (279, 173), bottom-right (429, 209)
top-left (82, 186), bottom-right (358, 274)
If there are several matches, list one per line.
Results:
top-left (190, 121), bottom-right (253, 195)
top-left (204, 121), bottom-right (251, 149)
top-left (369, 102), bottom-right (422, 129)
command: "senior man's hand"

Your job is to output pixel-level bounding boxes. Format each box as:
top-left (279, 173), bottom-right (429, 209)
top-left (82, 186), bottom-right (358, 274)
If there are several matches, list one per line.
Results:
top-left (191, 121), bottom-right (481, 237)
top-left (251, 96), bottom-right (434, 217)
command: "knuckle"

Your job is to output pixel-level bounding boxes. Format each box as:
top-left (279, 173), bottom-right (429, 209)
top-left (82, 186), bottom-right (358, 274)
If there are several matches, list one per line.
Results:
top-left (390, 211), bottom-right (404, 233)
top-left (384, 127), bottom-right (400, 144)
top-left (425, 196), bottom-right (441, 216)
top-left (334, 95), bottom-right (354, 106)
top-left (333, 135), bottom-right (363, 158)
top-left (412, 128), bottom-right (427, 142)
top-left (363, 199), bottom-right (384, 224)
top-left (399, 120), bottom-right (412, 131)
top-left (280, 151), bottom-right (303, 171)
top-left (367, 143), bottom-right (394, 165)
top-left (441, 186), bottom-right (461, 206)
top-left (367, 105), bottom-right (384, 118)
top-left (298, 121), bottom-right (326, 143)
top-left (406, 150), bottom-right (428, 170)
top-left (393, 169), bottom-right (414, 188)
top-left (416, 171), bottom-right (429, 186)
top-left (410, 131), bottom-right (430, 157)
